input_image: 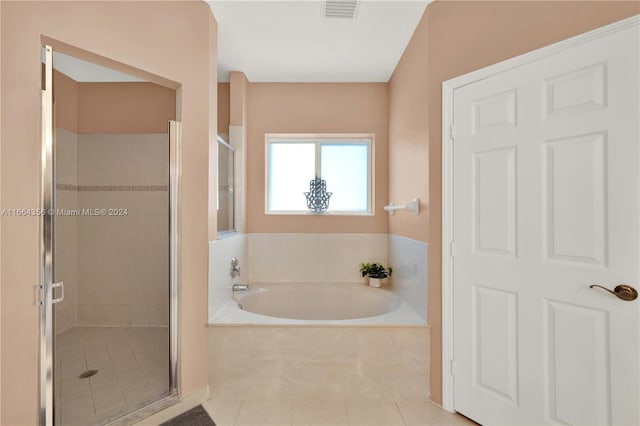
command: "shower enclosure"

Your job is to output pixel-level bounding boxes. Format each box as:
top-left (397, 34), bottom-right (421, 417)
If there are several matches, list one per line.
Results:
top-left (40, 45), bottom-right (181, 426)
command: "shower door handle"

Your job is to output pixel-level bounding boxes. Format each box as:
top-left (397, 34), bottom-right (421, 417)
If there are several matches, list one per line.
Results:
top-left (52, 281), bottom-right (64, 304)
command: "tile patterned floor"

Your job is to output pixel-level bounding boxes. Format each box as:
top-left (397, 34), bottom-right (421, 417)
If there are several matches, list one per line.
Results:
top-left (55, 327), bottom-right (170, 425)
top-left (202, 399), bottom-right (478, 426)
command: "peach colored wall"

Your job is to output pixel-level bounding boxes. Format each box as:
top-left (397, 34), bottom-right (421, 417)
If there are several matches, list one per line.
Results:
top-left (388, 11), bottom-right (429, 244)
top-left (54, 70), bottom-right (79, 133)
top-left (218, 82), bottom-right (230, 135)
top-left (55, 70), bottom-right (176, 134)
top-left (78, 82), bottom-right (175, 134)
top-left (0, 1), bottom-right (216, 424)
top-left (389, 0), bottom-right (639, 405)
top-left (247, 83), bottom-right (389, 233)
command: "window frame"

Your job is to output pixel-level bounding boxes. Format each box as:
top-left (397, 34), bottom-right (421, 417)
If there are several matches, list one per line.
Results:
top-left (217, 135), bottom-right (237, 238)
top-left (265, 133), bottom-right (374, 216)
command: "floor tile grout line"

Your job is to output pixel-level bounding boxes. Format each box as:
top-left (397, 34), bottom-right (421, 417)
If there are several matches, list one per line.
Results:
top-left (84, 341), bottom-right (98, 417)
top-left (344, 400), bottom-right (353, 425)
top-left (288, 399), bottom-right (294, 426)
top-left (395, 400), bottom-right (408, 426)
top-left (234, 400), bottom-right (245, 426)
top-left (106, 338), bottom-right (130, 410)
top-left (129, 339), bottom-right (152, 390)
top-left (340, 400), bottom-right (350, 426)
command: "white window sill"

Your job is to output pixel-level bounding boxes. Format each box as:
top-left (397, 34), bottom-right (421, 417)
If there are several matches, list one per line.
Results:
top-left (265, 210), bottom-right (374, 217)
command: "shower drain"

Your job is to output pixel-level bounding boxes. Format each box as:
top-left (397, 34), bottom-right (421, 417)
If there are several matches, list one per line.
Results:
top-left (78, 369), bottom-right (98, 379)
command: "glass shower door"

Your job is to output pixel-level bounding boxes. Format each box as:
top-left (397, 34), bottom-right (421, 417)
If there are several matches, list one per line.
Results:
top-left (41, 44), bottom-right (180, 426)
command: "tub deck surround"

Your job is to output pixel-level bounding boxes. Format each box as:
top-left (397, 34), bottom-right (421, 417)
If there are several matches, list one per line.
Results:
top-left (207, 325), bottom-right (430, 401)
top-left (209, 282), bottom-right (425, 326)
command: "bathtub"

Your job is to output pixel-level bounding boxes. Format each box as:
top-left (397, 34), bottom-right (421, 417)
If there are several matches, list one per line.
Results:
top-left (207, 282), bottom-right (429, 401)
top-left (209, 282), bottom-right (425, 325)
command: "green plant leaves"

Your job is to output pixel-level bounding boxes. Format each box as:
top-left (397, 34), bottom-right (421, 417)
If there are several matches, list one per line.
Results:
top-left (359, 262), bottom-right (392, 279)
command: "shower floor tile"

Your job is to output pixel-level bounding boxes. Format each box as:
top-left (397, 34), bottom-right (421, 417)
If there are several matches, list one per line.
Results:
top-left (55, 326), bottom-right (170, 425)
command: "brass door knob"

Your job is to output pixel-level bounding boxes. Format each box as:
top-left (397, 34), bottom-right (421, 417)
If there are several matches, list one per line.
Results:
top-left (589, 284), bottom-right (638, 301)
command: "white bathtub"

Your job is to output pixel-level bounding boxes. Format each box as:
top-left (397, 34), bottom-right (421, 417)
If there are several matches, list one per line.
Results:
top-left (209, 282), bottom-right (425, 326)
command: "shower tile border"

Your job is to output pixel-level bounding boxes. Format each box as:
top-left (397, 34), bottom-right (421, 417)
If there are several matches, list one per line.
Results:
top-left (56, 183), bottom-right (77, 191)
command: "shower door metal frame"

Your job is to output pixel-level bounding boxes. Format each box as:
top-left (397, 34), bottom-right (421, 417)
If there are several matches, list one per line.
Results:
top-left (39, 44), bottom-right (55, 426)
top-left (39, 43), bottom-right (183, 425)
top-left (168, 120), bottom-right (181, 394)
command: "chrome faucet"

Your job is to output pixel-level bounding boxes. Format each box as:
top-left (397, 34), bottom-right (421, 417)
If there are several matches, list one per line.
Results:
top-left (230, 257), bottom-right (241, 278)
top-left (232, 283), bottom-right (250, 292)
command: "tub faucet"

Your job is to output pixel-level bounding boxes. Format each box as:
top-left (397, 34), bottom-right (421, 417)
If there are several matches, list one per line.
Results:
top-left (230, 257), bottom-right (241, 278)
top-left (232, 283), bottom-right (250, 292)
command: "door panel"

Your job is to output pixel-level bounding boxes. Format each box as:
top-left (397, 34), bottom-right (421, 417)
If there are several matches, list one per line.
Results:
top-left (472, 147), bottom-right (518, 256)
top-left (472, 89), bottom-right (517, 132)
top-left (453, 24), bottom-right (639, 425)
top-left (543, 300), bottom-right (610, 425)
top-left (543, 132), bottom-right (608, 265)
top-left (543, 62), bottom-right (606, 118)
top-left (472, 285), bottom-right (519, 404)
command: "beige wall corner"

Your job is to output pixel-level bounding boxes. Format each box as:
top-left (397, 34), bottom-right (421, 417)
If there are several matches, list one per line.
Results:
top-left (247, 83), bottom-right (389, 234)
top-left (229, 71), bottom-right (249, 127)
top-left (0, 1), bottom-right (216, 424)
top-left (218, 82), bottom-right (230, 135)
top-left (388, 0), bottom-right (640, 405)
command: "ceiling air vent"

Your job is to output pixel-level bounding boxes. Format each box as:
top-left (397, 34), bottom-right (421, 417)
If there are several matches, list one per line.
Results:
top-left (323, 0), bottom-right (359, 19)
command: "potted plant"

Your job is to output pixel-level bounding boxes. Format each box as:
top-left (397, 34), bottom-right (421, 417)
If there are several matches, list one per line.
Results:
top-left (360, 262), bottom-right (393, 288)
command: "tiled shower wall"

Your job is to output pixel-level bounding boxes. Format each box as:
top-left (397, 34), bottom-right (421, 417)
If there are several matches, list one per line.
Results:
top-left (54, 129), bottom-right (79, 334)
top-left (55, 131), bottom-right (169, 332)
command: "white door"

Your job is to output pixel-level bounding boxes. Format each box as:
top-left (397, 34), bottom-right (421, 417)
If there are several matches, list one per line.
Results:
top-left (452, 23), bottom-right (639, 425)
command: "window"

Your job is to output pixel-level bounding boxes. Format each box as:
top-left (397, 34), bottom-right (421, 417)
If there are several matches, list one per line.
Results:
top-left (266, 135), bottom-right (372, 214)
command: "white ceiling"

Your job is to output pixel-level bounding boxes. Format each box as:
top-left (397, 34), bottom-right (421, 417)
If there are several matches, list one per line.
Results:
top-left (209, 0), bottom-right (430, 83)
top-left (43, 50), bottom-right (144, 83)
